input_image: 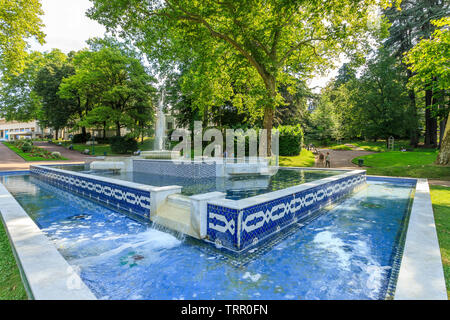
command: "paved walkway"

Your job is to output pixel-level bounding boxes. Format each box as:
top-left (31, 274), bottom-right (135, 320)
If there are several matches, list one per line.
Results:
top-left (0, 141), bottom-right (92, 171)
top-left (314, 148), bottom-right (375, 168)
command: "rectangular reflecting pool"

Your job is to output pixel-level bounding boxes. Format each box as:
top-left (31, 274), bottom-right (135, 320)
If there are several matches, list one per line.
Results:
top-left (0, 173), bottom-right (415, 300)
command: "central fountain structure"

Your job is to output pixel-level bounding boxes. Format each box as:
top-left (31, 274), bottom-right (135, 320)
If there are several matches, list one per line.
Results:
top-left (65, 86), bottom-right (367, 253)
top-left (141, 89), bottom-right (173, 159)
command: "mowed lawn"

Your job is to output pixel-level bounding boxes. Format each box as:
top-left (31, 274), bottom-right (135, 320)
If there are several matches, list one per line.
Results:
top-left (279, 149), bottom-right (315, 167)
top-left (352, 150), bottom-right (450, 180)
top-left (430, 186), bottom-right (450, 299)
top-left (0, 221), bottom-right (27, 300)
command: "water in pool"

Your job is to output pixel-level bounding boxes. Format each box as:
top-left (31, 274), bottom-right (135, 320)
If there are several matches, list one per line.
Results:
top-left (0, 174), bottom-right (414, 300)
top-left (51, 165), bottom-right (344, 200)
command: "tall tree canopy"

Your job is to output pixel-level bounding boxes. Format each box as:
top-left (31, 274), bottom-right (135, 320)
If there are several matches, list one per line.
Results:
top-left (87, 0), bottom-right (397, 152)
top-left (0, 49), bottom-right (66, 121)
top-left (405, 17), bottom-right (450, 164)
top-left (0, 0), bottom-right (45, 76)
top-left (59, 44), bottom-right (157, 137)
top-left (384, 0), bottom-right (449, 147)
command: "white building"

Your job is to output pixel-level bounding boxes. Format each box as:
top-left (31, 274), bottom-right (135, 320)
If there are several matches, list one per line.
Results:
top-left (0, 119), bottom-right (50, 140)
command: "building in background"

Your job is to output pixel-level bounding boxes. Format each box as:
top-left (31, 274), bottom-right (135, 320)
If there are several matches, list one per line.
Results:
top-left (0, 119), bottom-right (51, 140)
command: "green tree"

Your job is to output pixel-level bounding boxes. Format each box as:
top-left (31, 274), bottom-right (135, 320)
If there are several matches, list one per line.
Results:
top-left (60, 45), bottom-right (156, 137)
top-left (88, 0), bottom-right (397, 152)
top-left (34, 56), bottom-right (77, 139)
top-left (0, 0), bottom-right (45, 76)
top-left (354, 50), bottom-right (411, 144)
top-left (312, 49), bottom-right (411, 144)
top-left (405, 18), bottom-right (450, 164)
top-left (0, 49), bottom-right (67, 122)
top-left (384, 0), bottom-right (449, 147)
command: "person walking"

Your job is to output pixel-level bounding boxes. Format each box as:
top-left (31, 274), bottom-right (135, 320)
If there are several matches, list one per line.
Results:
top-left (325, 152), bottom-right (331, 168)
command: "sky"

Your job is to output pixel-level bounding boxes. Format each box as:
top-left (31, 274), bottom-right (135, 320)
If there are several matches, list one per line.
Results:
top-left (29, 0), bottom-right (105, 53)
top-left (30, 0), bottom-right (338, 92)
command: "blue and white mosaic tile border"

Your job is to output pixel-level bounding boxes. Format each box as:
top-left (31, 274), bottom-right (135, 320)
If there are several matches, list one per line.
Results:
top-left (30, 165), bottom-right (181, 220)
top-left (133, 159), bottom-right (216, 178)
top-left (206, 170), bottom-right (367, 252)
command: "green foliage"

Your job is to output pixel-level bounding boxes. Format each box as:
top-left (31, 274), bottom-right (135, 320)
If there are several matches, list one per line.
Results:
top-left (59, 41), bottom-right (157, 137)
top-left (72, 133), bottom-right (91, 144)
top-left (21, 143), bottom-right (32, 153)
top-left (404, 17), bottom-right (449, 116)
top-left (0, 0), bottom-right (45, 76)
top-left (309, 49), bottom-right (411, 143)
top-left (88, 0), bottom-right (397, 140)
top-left (110, 136), bottom-right (138, 154)
top-left (278, 124), bottom-right (304, 156)
top-left (279, 149), bottom-right (315, 167)
top-left (34, 53), bottom-right (77, 136)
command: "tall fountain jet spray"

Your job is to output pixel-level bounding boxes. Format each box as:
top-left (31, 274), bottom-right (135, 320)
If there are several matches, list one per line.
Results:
top-left (154, 89), bottom-right (166, 151)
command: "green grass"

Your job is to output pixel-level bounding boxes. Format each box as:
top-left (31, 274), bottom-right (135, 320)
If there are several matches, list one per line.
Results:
top-left (138, 137), bottom-right (155, 151)
top-left (279, 149), bottom-right (315, 167)
top-left (306, 139), bottom-right (412, 152)
top-left (2, 142), bottom-right (68, 161)
top-left (329, 144), bottom-right (353, 151)
top-left (0, 220), bottom-right (27, 300)
top-left (430, 185), bottom-right (450, 299)
top-left (351, 150), bottom-right (450, 180)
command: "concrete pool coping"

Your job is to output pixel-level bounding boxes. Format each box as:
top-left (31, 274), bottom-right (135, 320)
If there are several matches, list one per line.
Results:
top-left (394, 178), bottom-right (448, 300)
top-left (0, 183), bottom-right (97, 300)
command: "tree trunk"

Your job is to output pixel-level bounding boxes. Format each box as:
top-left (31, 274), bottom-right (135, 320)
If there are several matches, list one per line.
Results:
top-left (54, 129), bottom-right (59, 140)
top-left (424, 89), bottom-right (437, 148)
top-left (262, 76), bottom-right (276, 155)
top-left (408, 91), bottom-right (419, 147)
top-left (436, 115), bottom-right (450, 165)
top-left (407, 58), bottom-right (419, 147)
top-left (439, 117), bottom-right (446, 149)
top-left (263, 105), bottom-right (274, 155)
top-left (116, 122), bottom-right (121, 137)
top-left (103, 121), bottom-right (107, 139)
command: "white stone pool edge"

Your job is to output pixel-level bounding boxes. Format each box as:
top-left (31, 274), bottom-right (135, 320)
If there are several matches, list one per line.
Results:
top-left (394, 178), bottom-right (448, 300)
top-left (0, 183), bottom-right (97, 300)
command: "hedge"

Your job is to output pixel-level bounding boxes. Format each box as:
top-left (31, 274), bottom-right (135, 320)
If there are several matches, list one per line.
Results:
top-left (278, 124), bottom-right (304, 156)
top-left (110, 136), bottom-right (138, 154)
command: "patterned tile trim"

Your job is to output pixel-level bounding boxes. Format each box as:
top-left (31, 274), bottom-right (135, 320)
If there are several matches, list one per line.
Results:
top-left (207, 172), bottom-right (366, 252)
top-left (30, 166), bottom-right (151, 219)
top-left (133, 159), bottom-right (216, 178)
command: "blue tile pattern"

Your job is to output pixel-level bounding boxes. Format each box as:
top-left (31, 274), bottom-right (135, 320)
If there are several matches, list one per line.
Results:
top-left (133, 159), bottom-right (216, 178)
top-left (30, 166), bottom-right (151, 219)
top-left (207, 173), bottom-right (366, 252)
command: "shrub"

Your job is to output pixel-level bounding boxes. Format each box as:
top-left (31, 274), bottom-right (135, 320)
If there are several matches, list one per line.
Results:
top-left (51, 151), bottom-right (61, 157)
top-left (278, 124), bottom-right (304, 156)
top-left (72, 133), bottom-right (91, 143)
top-left (110, 136), bottom-right (138, 154)
top-left (21, 144), bottom-right (33, 153)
